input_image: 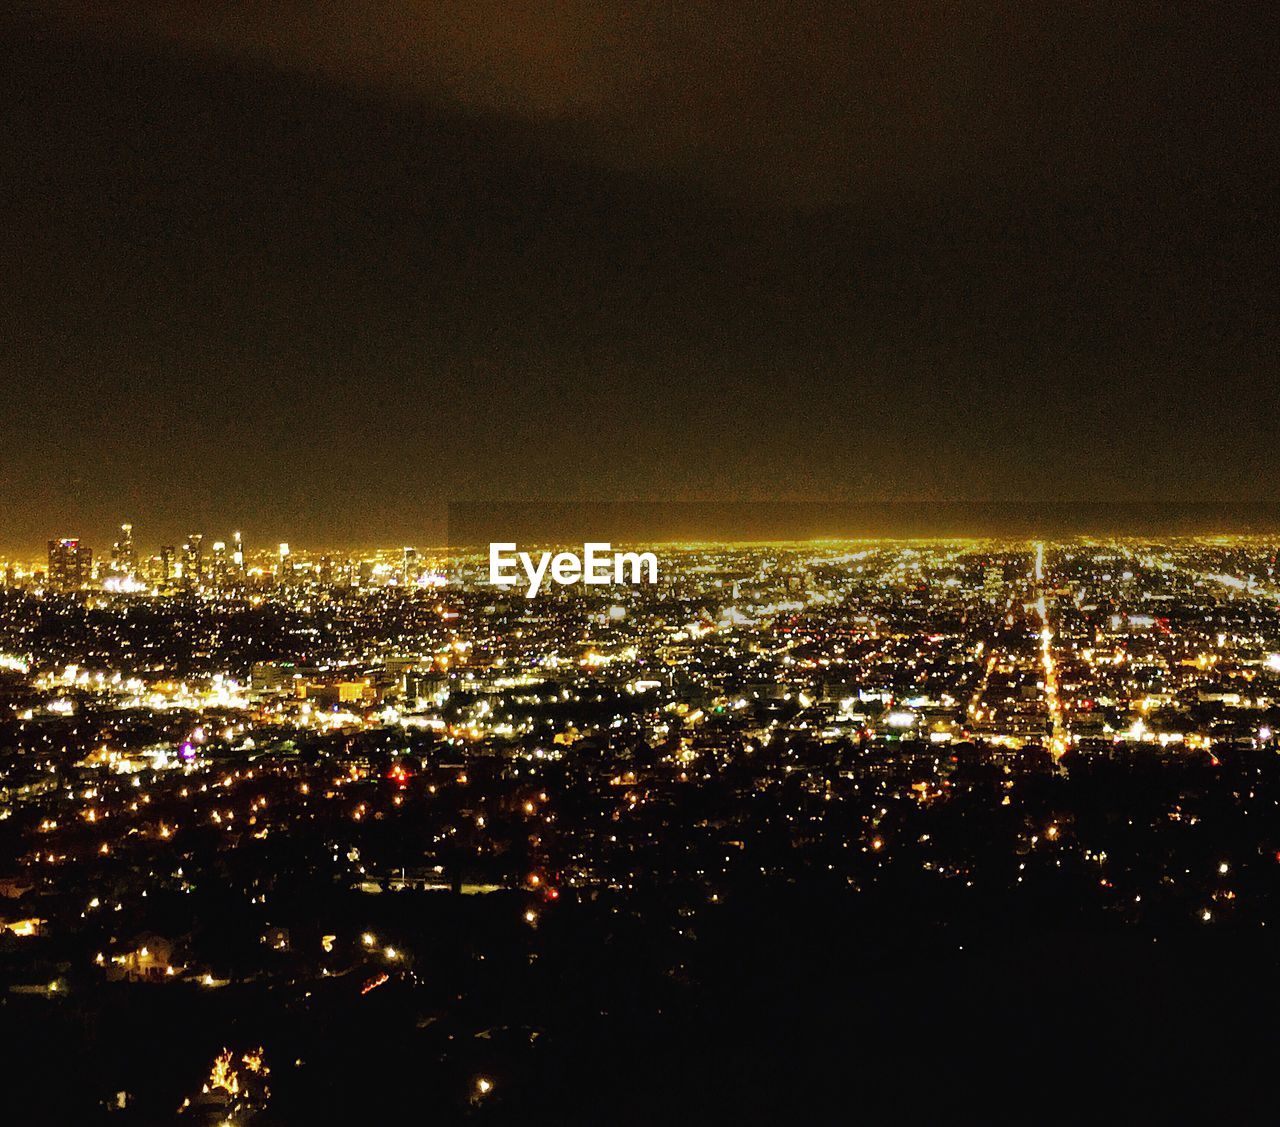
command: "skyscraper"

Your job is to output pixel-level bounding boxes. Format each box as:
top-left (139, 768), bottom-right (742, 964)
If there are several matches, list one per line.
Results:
top-left (47, 538), bottom-right (92, 592)
top-left (210, 541), bottom-right (227, 588)
top-left (182, 534), bottom-right (204, 587)
top-left (111, 522), bottom-right (136, 577)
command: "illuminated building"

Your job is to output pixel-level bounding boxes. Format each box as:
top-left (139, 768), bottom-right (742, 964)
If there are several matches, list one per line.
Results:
top-left (183, 533), bottom-right (204, 587)
top-left (159, 544), bottom-right (176, 583)
top-left (110, 522), bottom-right (136, 577)
top-left (210, 540), bottom-right (227, 588)
top-left (47, 537), bottom-right (92, 592)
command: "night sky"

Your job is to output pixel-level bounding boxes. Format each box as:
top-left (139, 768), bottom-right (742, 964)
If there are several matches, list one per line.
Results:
top-left (2, 3), bottom-right (1276, 550)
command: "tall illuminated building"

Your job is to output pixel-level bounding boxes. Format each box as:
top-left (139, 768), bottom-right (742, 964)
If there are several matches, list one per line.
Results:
top-left (111, 522), bottom-right (136, 577)
top-left (402, 546), bottom-right (418, 585)
top-left (47, 538), bottom-right (92, 592)
top-left (183, 534), bottom-right (204, 587)
top-left (232, 531), bottom-right (245, 576)
top-left (210, 541), bottom-right (227, 588)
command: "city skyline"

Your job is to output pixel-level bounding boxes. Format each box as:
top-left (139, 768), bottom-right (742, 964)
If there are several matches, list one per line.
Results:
top-left (3, 5), bottom-right (1279, 1121)
top-left (16, 500), bottom-right (1280, 562)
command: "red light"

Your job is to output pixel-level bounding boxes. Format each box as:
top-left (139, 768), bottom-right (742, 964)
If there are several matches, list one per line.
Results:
top-left (361, 972), bottom-right (389, 996)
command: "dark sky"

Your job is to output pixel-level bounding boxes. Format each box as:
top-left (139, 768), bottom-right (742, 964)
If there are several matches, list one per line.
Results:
top-left (1, 2), bottom-right (1277, 551)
